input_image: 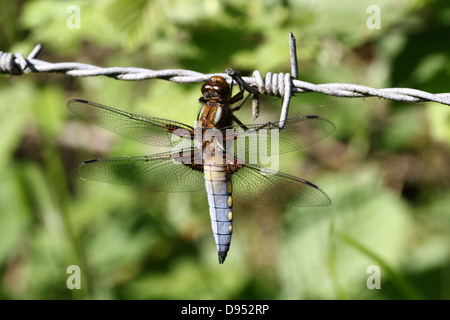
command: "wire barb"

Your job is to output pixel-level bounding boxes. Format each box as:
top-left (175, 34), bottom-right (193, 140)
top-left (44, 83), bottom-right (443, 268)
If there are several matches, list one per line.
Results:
top-left (289, 32), bottom-right (298, 80)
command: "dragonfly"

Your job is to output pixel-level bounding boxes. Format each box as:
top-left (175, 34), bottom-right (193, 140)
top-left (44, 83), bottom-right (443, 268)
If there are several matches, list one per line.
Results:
top-left (67, 71), bottom-right (336, 264)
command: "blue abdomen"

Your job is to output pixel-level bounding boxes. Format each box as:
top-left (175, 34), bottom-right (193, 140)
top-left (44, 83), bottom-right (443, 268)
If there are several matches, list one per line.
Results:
top-left (204, 164), bottom-right (233, 264)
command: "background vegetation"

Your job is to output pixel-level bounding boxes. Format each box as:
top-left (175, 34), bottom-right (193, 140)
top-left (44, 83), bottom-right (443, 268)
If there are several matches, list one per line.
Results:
top-left (0, 0), bottom-right (449, 300)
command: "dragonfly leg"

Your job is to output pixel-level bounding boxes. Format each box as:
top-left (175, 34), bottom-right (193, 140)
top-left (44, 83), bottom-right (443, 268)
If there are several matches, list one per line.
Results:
top-left (231, 92), bottom-right (251, 112)
top-left (226, 69), bottom-right (246, 104)
top-left (226, 69), bottom-right (252, 130)
top-left (231, 114), bottom-right (249, 131)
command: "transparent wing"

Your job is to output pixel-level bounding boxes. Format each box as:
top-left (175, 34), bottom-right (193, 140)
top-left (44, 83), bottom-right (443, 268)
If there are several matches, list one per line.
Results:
top-left (77, 150), bottom-right (205, 192)
top-left (223, 116), bottom-right (335, 160)
top-left (231, 163), bottom-right (331, 207)
top-left (67, 99), bottom-right (194, 147)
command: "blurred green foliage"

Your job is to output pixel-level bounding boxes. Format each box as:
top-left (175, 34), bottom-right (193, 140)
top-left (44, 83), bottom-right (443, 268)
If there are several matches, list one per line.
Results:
top-left (0, 0), bottom-right (449, 300)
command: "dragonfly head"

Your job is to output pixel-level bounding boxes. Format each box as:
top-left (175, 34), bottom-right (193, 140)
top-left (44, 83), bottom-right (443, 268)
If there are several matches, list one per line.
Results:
top-left (201, 76), bottom-right (231, 101)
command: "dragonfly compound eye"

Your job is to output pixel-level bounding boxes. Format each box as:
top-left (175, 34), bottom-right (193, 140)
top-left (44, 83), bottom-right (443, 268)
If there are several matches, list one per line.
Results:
top-left (201, 76), bottom-right (231, 100)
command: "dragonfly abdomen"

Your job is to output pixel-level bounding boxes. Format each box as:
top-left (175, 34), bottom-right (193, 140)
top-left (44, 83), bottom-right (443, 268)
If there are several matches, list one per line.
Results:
top-left (203, 164), bottom-right (233, 264)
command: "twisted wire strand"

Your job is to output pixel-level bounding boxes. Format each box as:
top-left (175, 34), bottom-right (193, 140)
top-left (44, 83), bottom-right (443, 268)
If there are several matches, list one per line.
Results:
top-left (245, 71), bottom-right (450, 105)
top-left (1, 42), bottom-right (449, 121)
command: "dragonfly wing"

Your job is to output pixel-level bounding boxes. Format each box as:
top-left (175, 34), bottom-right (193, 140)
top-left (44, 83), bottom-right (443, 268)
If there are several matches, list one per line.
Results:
top-left (231, 163), bottom-right (331, 207)
top-left (224, 116), bottom-right (335, 159)
top-left (67, 99), bottom-right (194, 147)
top-left (77, 150), bottom-right (205, 192)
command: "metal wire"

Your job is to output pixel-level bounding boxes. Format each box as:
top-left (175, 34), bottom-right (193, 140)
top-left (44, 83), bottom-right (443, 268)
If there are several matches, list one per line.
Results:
top-left (1, 33), bottom-right (449, 126)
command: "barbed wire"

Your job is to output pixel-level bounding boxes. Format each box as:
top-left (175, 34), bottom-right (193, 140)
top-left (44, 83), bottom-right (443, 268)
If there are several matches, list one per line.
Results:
top-left (1, 33), bottom-right (449, 126)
